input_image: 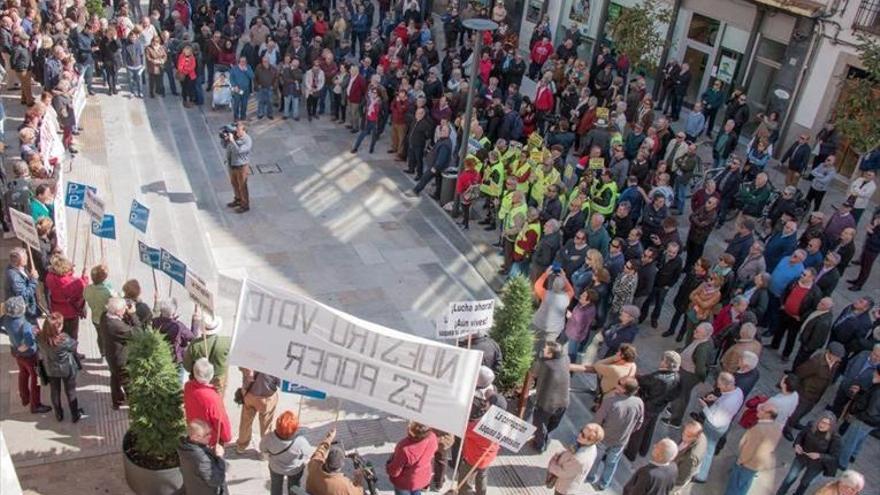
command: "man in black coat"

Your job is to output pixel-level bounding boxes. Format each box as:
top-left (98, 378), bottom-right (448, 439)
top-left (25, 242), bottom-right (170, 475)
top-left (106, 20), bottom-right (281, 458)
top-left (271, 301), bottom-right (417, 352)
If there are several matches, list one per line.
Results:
top-left (769, 268), bottom-right (823, 361)
top-left (781, 133), bottom-right (813, 187)
top-left (622, 438), bottom-right (679, 495)
top-left (624, 352), bottom-right (681, 460)
top-left (793, 297), bottom-right (834, 370)
top-left (815, 252), bottom-right (841, 297)
top-left (178, 420), bottom-right (228, 494)
top-left (713, 157), bottom-right (743, 227)
top-left (458, 333), bottom-right (503, 372)
top-left (640, 242), bottom-right (682, 328)
top-left (669, 62), bottom-right (691, 120)
top-left (101, 297), bottom-right (138, 409)
top-left (404, 106), bottom-right (435, 179)
top-left (725, 218), bottom-right (756, 270)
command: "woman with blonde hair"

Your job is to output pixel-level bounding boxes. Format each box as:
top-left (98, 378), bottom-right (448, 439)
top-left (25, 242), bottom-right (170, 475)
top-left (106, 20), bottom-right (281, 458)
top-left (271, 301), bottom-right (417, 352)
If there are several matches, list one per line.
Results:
top-left (44, 255), bottom-right (88, 344)
top-left (571, 248), bottom-right (604, 294)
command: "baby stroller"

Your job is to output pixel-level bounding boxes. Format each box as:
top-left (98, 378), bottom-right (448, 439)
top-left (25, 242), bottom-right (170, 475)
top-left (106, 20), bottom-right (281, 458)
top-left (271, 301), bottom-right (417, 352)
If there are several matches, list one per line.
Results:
top-left (211, 69), bottom-right (232, 111)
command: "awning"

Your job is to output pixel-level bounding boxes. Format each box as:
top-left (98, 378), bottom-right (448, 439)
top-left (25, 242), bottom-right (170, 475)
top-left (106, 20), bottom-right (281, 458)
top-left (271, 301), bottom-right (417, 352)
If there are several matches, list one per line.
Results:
top-left (750, 0), bottom-right (825, 17)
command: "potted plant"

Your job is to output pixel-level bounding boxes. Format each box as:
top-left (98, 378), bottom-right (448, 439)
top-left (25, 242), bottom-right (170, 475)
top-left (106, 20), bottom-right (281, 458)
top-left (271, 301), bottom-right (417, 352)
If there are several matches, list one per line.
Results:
top-left (489, 275), bottom-right (535, 413)
top-left (122, 328), bottom-right (186, 495)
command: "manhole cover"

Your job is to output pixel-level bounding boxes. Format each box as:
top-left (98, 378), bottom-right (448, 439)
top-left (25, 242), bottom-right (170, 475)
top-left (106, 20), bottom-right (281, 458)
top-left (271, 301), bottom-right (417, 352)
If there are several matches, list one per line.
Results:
top-left (256, 163), bottom-right (282, 174)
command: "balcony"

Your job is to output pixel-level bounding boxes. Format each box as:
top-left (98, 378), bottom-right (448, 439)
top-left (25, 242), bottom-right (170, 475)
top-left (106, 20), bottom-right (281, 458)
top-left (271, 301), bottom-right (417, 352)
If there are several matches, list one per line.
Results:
top-left (854, 0), bottom-right (880, 35)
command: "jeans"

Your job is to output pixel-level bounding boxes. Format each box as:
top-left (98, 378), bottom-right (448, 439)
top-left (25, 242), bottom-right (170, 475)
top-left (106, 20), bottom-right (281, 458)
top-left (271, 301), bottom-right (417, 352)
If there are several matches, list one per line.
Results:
top-left (673, 179), bottom-right (687, 211)
top-left (838, 418), bottom-right (874, 470)
top-left (352, 120), bottom-right (378, 152)
top-left (15, 354), bottom-right (43, 411)
top-left (723, 463), bottom-right (757, 495)
top-left (567, 337), bottom-right (587, 364)
top-left (696, 420), bottom-right (728, 481)
top-left (206, 62), bottom-right (216, 89)
top-left (49, 372), bottom-right (78, 415)
top-left (164, 63), bottom-right (178, 94)
top-left (587, 443), bottom-right (624, 488)
top-left (257, 88), bottom-right (273, 117)
top-left (307, 94), bottom-right (319, 118)
top-left (283, 95), bottom-right (300, 119)
top-left (776, 456), bottom-right (822, 495)
top-left (127, 68), bottom-right (143, 96)
top-left (148, 72), bottom-right (164, 96)
top-left (104, 65), bottom-right (118, 94)
top-left (233, 93), bottom-right (249, 120)
top-left (509, 260), bottom-right (530, 279)
top-left (270, 468), bottom-right (304, 495)
top-left (79, 61), bottom-right (95, 92)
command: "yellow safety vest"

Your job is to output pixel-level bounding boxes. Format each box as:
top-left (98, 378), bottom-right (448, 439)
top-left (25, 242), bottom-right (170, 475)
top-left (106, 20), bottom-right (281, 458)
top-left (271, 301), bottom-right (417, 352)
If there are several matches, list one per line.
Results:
top-left (514, 221), bottom-right (542, 257)
top-left (590, 181), bottom-right (619, 216)
top-left (530, 167), bottom-right (561, 206)
top-left (480, 160), bottom-right (506, 197)
top-left (503, 202), bottom-right (527, 233)
top-left (511, 161), bottom-right (532, 193)
top-left (498, 191), bottom-right (514, 221)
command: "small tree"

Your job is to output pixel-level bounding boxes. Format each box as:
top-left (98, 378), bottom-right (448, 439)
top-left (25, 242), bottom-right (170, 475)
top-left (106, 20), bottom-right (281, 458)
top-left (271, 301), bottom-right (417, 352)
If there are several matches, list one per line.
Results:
top-left (833, 34), bottom-right (880, 163)
top-left (608, 0), bottom-right (672, 83)
top-left (126, 328), bottom-right (185, 469)
top-left (85, 0), bottom-right (104, 18)
top-left (489, 275), bottom-right (535, 394)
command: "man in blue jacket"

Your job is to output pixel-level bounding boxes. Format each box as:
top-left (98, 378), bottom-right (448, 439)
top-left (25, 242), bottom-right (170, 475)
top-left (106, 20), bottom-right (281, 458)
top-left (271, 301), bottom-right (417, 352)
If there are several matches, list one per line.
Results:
top-left (229, 56), bottom-right (254, 121)
top-left (409, 124), bottom-right (452, 199)
top-left (4, 247), bottom-right (40, 322)
top-left (829, 344), bottom-right (880, 416)
top-left (764, 220), bottom-right (799, 272)
top-left (0, 296), bottom-right (51, 413)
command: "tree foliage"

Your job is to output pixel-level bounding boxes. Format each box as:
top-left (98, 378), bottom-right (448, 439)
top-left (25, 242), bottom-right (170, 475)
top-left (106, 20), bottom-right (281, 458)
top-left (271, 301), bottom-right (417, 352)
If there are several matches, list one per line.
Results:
top-left (126, 328), bottom-right (185, 467)
top-left (85, 0), bottom-right (104, 18)
top-left (608, 0), bottom-right (673, 76)
top-left (833, 34), bottom-right (880, 155)
top-left (489, 276), bottom-right (535, 393)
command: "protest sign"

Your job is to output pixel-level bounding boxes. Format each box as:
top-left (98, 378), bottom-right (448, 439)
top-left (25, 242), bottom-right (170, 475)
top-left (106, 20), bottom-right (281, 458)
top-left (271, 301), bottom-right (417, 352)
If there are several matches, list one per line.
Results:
top-left (160, 249), bottom-right (187, 285)
top-left (129, 200), bottom-right (150, 233)
top-left (51, 172), bottom-right (67, 253)
top-left (65, 182), bottom-right (96, 209)
top-left (73, 79), bottom-right (87, 125)
top-left (281, 381), bottom-right (327, 399)
top-left (473, 405), bottom-right (536, 452)
top-left (437, 299), bottom-right (495, 339)
top-left (83, 188), bottom-right (105, 224)
top-left (9, 209), bottom-right (40, 250)
top-left (91, 214), bottom-right (116, 239)
top-left (138, 241), bottom-right (161, 269)
top-left (185, 270), bottom-right (214, 313)
top-left (230, 279), bottom-right (483, 435)
top-left (588, 157), bottom-right (605, 170)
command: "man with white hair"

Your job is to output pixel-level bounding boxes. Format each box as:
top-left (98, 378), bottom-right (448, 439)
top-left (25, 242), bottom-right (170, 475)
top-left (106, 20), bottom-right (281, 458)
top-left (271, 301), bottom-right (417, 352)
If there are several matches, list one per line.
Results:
top-left (693, 371), bottom-right (743, 483)
top-left (529, 219), bottom-right (562, 282)
top-left (724, 403), bottom-right (781, 495)
top-left (183, 358), bottom-right (232, 447)
top-left (673, 420), bottom-right (707, 491)
top-left (665, 322), bottom-right (715, 428)
top-left (720, 322), bottom-right (763, 374)
top-left (184, 312), bottom-right (231, 397)
top-left (101, 297), bottom-right (136, 409)
top-left (178, 420), bottom-right (228, 494)
top-left (734, 351), bottom-right (760, 398)
top-left (621, 438), bottom-right (678, 495)
top-left (153, 298), bottom-right (196, 384)
top-left (814, 469), bottom-right (864, 495)
top-left (793, 296), bottom-right (834, 369)
top-left (625, 351), bottom-right (681, 460)
top-left (0, 296), bottom-right (51, 413)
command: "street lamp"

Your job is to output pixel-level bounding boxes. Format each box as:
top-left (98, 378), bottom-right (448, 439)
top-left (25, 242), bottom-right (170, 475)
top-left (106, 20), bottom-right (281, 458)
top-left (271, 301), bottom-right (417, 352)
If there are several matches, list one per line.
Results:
top-left (457, 18), bottom-right (498, 170)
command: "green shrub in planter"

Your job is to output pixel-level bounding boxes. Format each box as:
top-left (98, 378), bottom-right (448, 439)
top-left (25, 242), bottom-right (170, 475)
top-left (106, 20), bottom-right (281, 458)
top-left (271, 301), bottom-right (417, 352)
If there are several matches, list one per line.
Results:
top-left (125, 328), bottom-right (185, 470)
top-left (489, 275), bottom-right (535, 394)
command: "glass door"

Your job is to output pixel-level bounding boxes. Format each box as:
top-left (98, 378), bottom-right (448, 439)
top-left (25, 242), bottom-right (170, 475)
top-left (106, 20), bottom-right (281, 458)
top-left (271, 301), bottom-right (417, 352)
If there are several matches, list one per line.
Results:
top-left (683, 46), bottom-right (710, 104)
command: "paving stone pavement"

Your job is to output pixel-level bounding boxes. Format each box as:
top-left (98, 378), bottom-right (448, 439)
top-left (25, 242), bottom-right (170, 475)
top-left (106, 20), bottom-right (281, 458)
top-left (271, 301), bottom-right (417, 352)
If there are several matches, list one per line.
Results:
top-left (2, 52), bottom-right (880, 495)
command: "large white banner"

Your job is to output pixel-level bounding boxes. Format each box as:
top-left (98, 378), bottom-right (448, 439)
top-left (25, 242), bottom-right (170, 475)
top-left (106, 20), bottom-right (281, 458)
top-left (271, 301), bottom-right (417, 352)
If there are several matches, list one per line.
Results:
top-left (73, 78), bottom-right (87, 125)
top-left (230, 279), bottom-right (484, 435)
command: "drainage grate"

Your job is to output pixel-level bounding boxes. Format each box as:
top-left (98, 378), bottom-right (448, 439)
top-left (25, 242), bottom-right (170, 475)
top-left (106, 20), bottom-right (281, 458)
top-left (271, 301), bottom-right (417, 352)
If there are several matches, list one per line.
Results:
top-left (256, 163), bottom-right (282, 174)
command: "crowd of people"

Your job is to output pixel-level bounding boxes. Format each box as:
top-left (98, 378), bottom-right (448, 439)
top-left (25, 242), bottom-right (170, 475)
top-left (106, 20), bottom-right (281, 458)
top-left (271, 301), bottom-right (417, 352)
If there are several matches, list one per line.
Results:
top-left (0, 0), bottom-right (879, 493)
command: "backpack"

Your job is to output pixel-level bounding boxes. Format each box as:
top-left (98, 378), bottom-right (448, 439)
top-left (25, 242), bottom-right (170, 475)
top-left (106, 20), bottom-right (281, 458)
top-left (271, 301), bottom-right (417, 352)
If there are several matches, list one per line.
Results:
top-left (5, 179), bottom-right (31, 215)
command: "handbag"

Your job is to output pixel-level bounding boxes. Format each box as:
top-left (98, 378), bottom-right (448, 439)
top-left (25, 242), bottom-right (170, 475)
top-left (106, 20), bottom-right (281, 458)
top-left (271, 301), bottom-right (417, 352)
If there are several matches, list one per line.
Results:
top-left (175, 69), bottom-right (185, 81)
top-left (462, 183), bottom-right (480, 204)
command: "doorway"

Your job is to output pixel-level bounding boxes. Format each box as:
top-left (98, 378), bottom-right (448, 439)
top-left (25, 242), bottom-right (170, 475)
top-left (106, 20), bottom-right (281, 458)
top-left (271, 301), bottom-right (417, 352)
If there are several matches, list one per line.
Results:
top-left (683, 46), bottom-right (709, 103)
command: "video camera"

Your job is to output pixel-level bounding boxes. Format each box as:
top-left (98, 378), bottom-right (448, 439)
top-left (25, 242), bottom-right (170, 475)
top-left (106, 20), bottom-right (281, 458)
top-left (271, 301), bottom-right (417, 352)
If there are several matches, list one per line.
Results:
top-left (347, 452), bottom-right (378, 495)
top-left (218, 123), bottom-right (236, 142)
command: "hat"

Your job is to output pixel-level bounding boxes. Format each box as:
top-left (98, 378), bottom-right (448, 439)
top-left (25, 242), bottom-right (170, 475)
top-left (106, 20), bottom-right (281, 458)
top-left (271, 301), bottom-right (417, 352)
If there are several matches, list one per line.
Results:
top-left (827, 342), bottom-right (846, 358)
top-left (621, 305), bottom-right (641, 320)
top-left (324, 445), bottom-right (345, 472)
top-left (595, 117), bottom-right (608, 128)
top-left (841, 197), bottom-right (856, 208)
top-left (203, 315), bottom-right (222, 334)
top-left (476, 366), bottom-right (495, 389)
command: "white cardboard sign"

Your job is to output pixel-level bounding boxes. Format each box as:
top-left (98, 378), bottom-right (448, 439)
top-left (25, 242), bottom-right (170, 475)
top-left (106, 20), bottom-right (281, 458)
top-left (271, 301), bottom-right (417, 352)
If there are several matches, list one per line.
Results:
top-left (185, 270), bottom-right (214, 313)
top-left (83, 188), bottom-right (105, 224)
top-left (229, 279), bottom-right (484, 435)
top-left (437, 299), bottom-right (495, 339)
top-left (473, 404), bottom-right (536, 452)
top-left (9, 209), bottom-right (40, 250)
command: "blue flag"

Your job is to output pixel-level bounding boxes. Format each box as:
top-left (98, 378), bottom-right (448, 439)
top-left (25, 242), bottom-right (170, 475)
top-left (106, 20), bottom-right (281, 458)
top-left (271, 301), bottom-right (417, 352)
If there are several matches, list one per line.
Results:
top-left (129, 200), bottom-right (150, 234)
top-left (91, 214), bottom-right (116, 239)
top-left (65, 182), bottom-right (96, 209)
top-left (280, 381), bottom-right (327, 399)
top-left (137, 241), bottom-right (161, 269)
top-left (160, 249), bottom-right (187, 285)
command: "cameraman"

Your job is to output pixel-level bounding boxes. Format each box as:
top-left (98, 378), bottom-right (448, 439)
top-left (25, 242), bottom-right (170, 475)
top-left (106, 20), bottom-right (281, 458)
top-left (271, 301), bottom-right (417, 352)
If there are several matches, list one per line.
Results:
top-left (225, 121), bottom-right (253, 213)
top-left (306, 427), bottom-right (364, 495)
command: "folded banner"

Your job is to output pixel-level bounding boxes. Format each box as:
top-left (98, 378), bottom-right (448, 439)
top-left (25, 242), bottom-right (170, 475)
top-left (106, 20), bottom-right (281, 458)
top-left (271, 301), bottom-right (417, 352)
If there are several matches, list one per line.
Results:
top-left (230, 279), bottom-right (483, 435)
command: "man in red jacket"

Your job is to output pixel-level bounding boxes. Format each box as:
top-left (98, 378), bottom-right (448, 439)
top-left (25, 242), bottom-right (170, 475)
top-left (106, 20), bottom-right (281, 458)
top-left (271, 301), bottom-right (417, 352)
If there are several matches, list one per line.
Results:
top-left (389, 89), bottom-right (410, 157)
top-left (529, 36), bottom-right (553, 80)
top-left (345, 65), bottom-right (366, 132)
top-left (183, 358), bottom-right (232, 447)
top-left (534, 76), bottom-right (555, 133)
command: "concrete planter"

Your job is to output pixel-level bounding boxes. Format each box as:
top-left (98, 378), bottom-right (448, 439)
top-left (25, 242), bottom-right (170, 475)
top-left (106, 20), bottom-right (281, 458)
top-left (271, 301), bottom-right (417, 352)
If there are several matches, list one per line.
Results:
top-left (122, 431), bottom-right (183, 495)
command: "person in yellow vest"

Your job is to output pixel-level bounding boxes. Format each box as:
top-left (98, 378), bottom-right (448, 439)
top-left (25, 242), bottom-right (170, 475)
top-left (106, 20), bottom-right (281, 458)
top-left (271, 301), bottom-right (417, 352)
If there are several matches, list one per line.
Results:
top-left (494, 177), bottom-right (520, 239)
top-left (510, 207), bottom-right (542, 278)
top-left (495, 139), bottom-right (518, 170)
top-left (500, 191), bottom-right (527, 274)
top-left (509, 156), bottom-right (532, 194)
top-left (530, 156), bottom-right (561, 207)
top-left (479, 151), bottom-right (507, 230)
top-left (590, 169), bottom-right (619, 216)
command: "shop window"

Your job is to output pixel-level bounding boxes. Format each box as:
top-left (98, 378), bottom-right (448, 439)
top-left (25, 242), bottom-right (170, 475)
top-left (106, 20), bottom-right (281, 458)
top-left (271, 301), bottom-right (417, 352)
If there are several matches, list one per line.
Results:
top-left (755, 37), bottom-right (787, 61)
top-left (687, 13), bottom-right (720, 46)
top-left (853, 0), bottom-right (880, 35)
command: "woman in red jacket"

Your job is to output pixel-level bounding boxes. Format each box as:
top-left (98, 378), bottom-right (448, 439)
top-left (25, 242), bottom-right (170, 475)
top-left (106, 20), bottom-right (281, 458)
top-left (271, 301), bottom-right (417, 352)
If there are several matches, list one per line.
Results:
top-left (456, 157), bottom-right (482, 230)
top-left (177, 45), bottom-right (198, 107)
top-left (44, 255), bottom-right (89, 346)
top-left (386, 422), bottom-right (438, 495)
top-left (458, 411), bottom-right (500, 495)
